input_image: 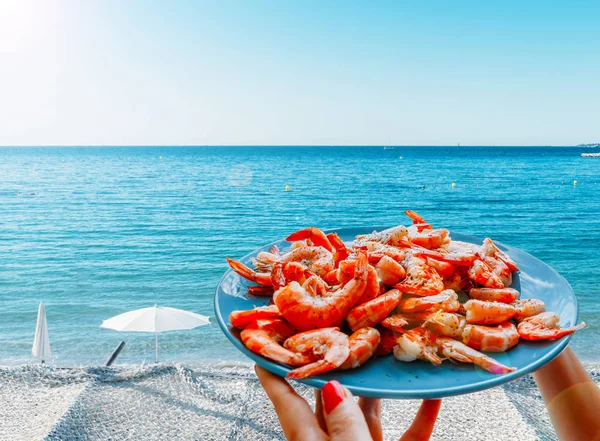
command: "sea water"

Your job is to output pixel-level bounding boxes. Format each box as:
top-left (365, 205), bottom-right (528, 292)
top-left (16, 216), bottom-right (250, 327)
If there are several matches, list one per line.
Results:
top-left (1, 146), bottom-right (598, 365)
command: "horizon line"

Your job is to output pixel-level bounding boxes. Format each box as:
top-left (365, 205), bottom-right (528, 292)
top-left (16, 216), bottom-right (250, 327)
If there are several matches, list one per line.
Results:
top-left (0, 144), bottom-right (594, 148)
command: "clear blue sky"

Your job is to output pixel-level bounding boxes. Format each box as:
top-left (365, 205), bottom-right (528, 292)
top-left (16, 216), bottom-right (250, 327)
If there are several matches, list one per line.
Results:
top-left (1, 0), bottom-right (599, 146)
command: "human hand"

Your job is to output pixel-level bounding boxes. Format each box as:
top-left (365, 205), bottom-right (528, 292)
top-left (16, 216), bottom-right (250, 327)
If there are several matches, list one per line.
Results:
top-left (533, 346), bottom-right (600, 441)
top-left (255, 365), bottom-right (441, 441)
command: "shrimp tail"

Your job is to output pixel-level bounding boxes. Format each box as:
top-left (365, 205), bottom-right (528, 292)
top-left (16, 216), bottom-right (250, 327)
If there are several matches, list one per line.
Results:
top-left (380, 315), bottom-right (410, 332)
top-left (423, 349), bottom-right (444, 365)
top-left (229, 305), bottom-right (281, 328)
top-left (518, 321), bottom-right (586, 341)
top-left (323, 269), bottom-right (340, 284)
top-left (286, 360), bottom-right (337, 379)
top-left (484, 238), bottom-right (519, 272)
top-left (227, 258), bottom-right (273, 286)
top-left (286, 227), bottom-right (334, 252)
top-left (355, 250), bottom-right (368, 279)
top-left (270, 262), bottom-right (286, 290)
top-left (247, 286), bottom-right (275, 296)
top-left (438, 338), bottom-right (515, 374)
top-left (327, 232), bottom-right (350, 264)
top-left (404, 210), bottom-right (432, 230)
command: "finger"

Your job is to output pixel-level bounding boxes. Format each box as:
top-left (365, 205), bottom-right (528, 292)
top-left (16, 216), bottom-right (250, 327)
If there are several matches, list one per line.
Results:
top-left (255, 365), bottom-right (327, 441)
top-left (359, 398), bottom-right (383, 441)
top-left (314, 389), bottom-right (327, 432)
top-left (399, 399), bottom-right (442, 441)
top-left (321, 380), bottom-right (374, 440)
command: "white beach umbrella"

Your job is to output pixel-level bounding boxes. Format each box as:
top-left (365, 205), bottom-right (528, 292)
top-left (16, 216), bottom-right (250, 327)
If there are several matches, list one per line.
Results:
top-left (100, 305), bottom-right (210, 363)
top-left (32, 301), bottom-right (51, 364)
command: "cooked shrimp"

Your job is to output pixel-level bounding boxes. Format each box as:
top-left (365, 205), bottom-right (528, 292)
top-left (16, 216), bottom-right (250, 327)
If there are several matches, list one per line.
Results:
top-left (375, 255), bottom-right (406, 286)
top-left (338, 258), bottom-right (381, 304)
top-left (277, 246), bottom-right (334, 277)
top-left (443, 266), bottom-right (473, 292)
top-left (271, 265), bottom-right (287, 290)
top-left (425, 257), bottom-right (455, 279)
top-left (322, 269), bottom-right (340, 285)
top-left (339, 327), bottom-right (381, 370)
top-left (247, 286), bottom-right (275, 296)
top-left (408, 227), bottom-right (450, 250)
top-left (420, 241), bottom-right (479, 267)
top-left (512, 299), bottom-right (546, 322)
top-left (393, 327), bottom-right (442, 365)
top-left (284, 327), bottom-right (350, 379)
top-left (241, 319), bottom-right (314, 366)
top-left (226, 258), bottom-right (273, 286)
top-left (286, 227), bottom-right (334, 253)
top-left (394, 252), bottom-right (444, 296)
top-left (252, 245), bottom-right (281, 272)
top-left (464, 299), bottom-right (516, 325)
top-left (355, 241), bottom-right (406, 263)
top-left (355, 225), bottom-right (409, 247)
top-left (346, 289), bottom-right (402, 331)
top-left (375, 326), bottom-right (398, 355)
top-left (301, 273), bottom-right (329, 297)
top-left (382, 312), bottom-right (445, 331)
top-left (327, 232), bottom-right (350, 266)
top-left (436, 338), bottom-right (516, 374)
top-left (270, 261), bottom-right (315, 290)
top-left (229, 305), bottom-right (281, 328)
top-left (290, 240), bottom-right (308, 250)
top-left (480, 238), bottom-right (519, 272)
top-left (469, 287), bottom-right (520, 304)
top-left (252, 253), bottom-right (276, 273)
top-left (462, 322), bottom-right (519, 352)
top-left (468, 259), bottom-right (505, 289)
top-left (380, 315), bottom-right (412, 332)
top-left (273, 252), bottom-right (369, 331)
top-left (517, 312), bottom-right (586, 341)
top-left (423, 310), bottom-right (466, 339)
top-left (398, 289), bottom-right (460, 313)
top-left (482, 255), bottom-right (512, 287)
top-left (404, 210), bottom-right (432, 231)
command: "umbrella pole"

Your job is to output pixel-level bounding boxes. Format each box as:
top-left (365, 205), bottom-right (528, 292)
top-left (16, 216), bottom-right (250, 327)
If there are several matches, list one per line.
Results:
top-left (155, 332), bottom-right (158, 363)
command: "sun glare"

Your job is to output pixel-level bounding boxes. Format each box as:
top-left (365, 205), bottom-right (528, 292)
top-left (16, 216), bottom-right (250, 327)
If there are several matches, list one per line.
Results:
top-left (0, 0), bottom-right (38, 53)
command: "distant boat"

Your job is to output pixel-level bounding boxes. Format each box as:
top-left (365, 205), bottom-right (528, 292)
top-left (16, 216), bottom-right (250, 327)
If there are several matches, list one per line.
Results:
top-left (384, 137), bottom-right (394, 150)
top-left (581, 153), bottom-right (600, 157)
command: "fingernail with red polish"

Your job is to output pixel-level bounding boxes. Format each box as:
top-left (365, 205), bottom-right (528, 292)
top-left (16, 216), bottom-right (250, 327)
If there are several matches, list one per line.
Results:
top-left (322, 380), bottom-right (346, 414)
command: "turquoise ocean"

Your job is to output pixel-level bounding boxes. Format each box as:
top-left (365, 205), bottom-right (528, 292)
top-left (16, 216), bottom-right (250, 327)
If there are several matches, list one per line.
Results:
top-left (1, 146), bottom-right (599, 365)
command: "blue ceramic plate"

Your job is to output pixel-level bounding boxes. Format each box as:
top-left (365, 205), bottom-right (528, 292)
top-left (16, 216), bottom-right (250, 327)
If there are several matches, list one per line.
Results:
top-left (214, 227), bottom-right (579, 399)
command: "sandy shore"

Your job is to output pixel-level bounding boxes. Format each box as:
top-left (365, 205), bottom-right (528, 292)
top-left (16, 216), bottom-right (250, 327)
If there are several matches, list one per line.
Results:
top-left (1, 362), bottom-right (598, 441)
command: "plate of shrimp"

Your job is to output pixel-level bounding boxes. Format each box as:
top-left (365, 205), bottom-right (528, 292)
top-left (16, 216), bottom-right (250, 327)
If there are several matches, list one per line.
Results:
top-left (214, 211), bottom-right (586, 399)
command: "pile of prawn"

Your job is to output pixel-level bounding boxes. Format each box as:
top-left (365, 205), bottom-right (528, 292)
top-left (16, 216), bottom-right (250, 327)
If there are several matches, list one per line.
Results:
top-left (226, 211), bottom-right (586, 379)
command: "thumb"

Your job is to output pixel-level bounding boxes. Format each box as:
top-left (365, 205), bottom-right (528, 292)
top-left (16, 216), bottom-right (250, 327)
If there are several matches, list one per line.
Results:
top-left (321, 380), bottom-right (373, 441)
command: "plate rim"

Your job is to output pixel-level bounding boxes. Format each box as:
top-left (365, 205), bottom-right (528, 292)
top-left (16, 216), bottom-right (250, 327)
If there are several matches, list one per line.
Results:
top-left (214, 227), bottom-right (578, 399)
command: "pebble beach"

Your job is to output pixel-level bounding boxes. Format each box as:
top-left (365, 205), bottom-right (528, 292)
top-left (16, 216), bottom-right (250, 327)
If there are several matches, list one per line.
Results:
top-left (2, 362), bottom-right (599, 441)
